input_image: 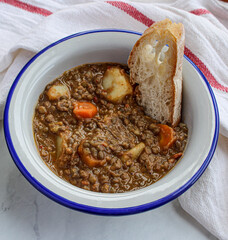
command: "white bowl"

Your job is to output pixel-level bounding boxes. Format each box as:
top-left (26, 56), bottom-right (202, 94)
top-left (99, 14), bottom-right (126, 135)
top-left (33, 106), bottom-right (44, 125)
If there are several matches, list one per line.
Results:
top-left (4, 30), bottom-right (219, 215)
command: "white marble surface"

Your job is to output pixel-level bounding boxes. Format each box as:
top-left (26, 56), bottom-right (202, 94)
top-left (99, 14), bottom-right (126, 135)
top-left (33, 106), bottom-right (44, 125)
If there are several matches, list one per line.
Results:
top-left (0, 121), bottom-right (217, 240)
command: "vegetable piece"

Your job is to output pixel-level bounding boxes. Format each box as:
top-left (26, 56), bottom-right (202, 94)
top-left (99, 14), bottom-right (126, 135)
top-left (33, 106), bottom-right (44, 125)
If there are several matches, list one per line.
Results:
top-left (47, 84), bottom-right (69, 101)
top-left (171, 152), bottom-right (183, 159)
top-left (78, 140), bottom-right (106, 168)
top-left (73, 102), bottom-right (97, 119)
top-left (56, 136), bottom-right (63, 159)
top-left (158, 124), bottom-right (176, 150)
top-left (102, 67), bottom-right (133, 103)
top-left (56, 130), bottom-right (72, 160)
top-left (121, 142), bottom-right (145, 162)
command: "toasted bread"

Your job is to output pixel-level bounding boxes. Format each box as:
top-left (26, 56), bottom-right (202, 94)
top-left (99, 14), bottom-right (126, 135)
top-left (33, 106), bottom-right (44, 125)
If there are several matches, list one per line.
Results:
top-left (128, 19), bottom-right (185, 126)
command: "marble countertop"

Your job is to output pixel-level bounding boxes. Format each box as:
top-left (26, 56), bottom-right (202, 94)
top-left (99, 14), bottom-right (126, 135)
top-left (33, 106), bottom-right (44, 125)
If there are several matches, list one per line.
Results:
top-left (0, 121), bottom-right (217, 240)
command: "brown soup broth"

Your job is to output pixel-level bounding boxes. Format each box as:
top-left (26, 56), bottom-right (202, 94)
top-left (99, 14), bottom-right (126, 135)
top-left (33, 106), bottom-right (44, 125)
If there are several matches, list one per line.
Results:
top-left (33, 63), bottom-right (188, 193)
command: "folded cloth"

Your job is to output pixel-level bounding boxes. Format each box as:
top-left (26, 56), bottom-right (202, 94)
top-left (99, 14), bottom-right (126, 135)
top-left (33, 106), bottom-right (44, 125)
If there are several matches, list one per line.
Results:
top-left (0, 0), bottom-right (228, 239)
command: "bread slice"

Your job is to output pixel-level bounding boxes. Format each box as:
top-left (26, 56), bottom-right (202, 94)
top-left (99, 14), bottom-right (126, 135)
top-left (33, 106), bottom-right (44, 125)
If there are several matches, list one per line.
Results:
top-left (128, 19), bottom-right (185, 127)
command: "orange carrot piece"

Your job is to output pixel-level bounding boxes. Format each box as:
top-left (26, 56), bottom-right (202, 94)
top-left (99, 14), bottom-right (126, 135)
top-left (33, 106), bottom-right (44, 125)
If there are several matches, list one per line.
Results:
top-left (73, 102), bottom-right (97, 119)
top-left (172, 152), bottom-right (183, 159)
top-left (78, 140), bottom-right (105, 168)
top-left (158, 124), bottom-right (176, 150)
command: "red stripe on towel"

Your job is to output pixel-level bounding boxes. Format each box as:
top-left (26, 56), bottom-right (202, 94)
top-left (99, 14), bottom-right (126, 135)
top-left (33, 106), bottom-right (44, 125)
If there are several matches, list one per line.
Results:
top-left (190, 9), bottom-right (211, 16)
top-left (107, 1), bottom-right (154, 27)
top-left (107, 1), bottom-right (227, 92)
top-left (184, 48), bottom-right (228, 92)
top-left (0, 0), bottom-right (52, 16)
top-left (1, 0), bottom-right (225, 91)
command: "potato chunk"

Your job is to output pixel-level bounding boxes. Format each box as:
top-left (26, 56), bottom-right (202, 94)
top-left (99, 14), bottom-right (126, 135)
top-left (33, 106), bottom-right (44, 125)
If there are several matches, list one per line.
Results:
top-left (56, 135), bottom-right (63, 159)
top-left (56, 131), bottom-right (72, 160)
top-left (121, 142), bottom-right (145, 162)
top-left (47, 84), bottom-right (69, 101)
top-left (102, 67), bottom-right (133, 103)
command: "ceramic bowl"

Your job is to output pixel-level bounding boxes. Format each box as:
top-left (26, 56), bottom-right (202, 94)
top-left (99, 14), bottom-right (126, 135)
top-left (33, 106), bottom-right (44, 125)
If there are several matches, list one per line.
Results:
top-left (4, 30), bottom-right (219, 215)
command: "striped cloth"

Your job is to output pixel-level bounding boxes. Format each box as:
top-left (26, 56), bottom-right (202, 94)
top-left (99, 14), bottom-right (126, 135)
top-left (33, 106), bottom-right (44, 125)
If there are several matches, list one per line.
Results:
top-left (1, 0), bottom-right (228, 239)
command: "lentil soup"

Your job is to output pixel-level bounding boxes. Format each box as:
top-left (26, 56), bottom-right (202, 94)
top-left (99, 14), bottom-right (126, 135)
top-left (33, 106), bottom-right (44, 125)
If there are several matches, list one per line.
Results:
top-left (33, 63), bottom-right (188, 193)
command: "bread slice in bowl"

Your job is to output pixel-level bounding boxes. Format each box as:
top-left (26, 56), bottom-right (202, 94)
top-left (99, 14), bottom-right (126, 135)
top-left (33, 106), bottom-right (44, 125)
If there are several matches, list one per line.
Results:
top-left (128, 19), bottom-right (185, 127)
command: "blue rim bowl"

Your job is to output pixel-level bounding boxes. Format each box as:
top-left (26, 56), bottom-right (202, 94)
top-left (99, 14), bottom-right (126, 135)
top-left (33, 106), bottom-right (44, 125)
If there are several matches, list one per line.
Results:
top-left (3, 29), bottom-right (219, 216)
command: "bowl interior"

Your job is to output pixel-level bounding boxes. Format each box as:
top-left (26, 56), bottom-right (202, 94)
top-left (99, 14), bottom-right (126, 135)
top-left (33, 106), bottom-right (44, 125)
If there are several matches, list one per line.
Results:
top-left (6, 30), bottom-right (216, 211)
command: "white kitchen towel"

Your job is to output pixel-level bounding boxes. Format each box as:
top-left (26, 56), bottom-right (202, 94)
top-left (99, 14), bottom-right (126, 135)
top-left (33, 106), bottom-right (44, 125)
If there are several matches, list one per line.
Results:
top-left (0, 0), bottom-right (228, 239)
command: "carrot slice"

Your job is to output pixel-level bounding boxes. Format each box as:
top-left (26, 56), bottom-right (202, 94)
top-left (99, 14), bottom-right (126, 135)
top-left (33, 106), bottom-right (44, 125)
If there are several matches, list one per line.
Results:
top-left (158, 124), bottom-right (176, 150)
top-left (78, 140), bottom-right (105, 168)
top-left (73, 102), bottom-right (97, 119)
top-left (172, 152), bottom-right (183, 159)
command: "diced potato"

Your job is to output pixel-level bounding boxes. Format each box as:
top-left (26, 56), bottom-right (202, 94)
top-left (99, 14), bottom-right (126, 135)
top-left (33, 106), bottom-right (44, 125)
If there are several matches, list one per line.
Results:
top-left (121, 142), bottom-right (145, 162)
top-left (102, 67), bottom-right (133, 103)
top-left (56, 136), bottom-right (63, 159)
top-left (56, 131), bottom-right (71, 159)
top-left (47, 84), bottom-right (69, 101)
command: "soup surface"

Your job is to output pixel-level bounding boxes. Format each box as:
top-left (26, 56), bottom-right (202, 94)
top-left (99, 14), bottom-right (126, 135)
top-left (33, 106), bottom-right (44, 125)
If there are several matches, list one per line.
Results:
top-left (33, 63), bottom-right (188, 193)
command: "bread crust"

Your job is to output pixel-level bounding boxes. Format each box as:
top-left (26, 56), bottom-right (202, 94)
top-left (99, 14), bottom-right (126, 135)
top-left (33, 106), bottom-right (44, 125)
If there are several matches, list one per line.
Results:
top-left (128, 19), bottom-right (185, 127)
